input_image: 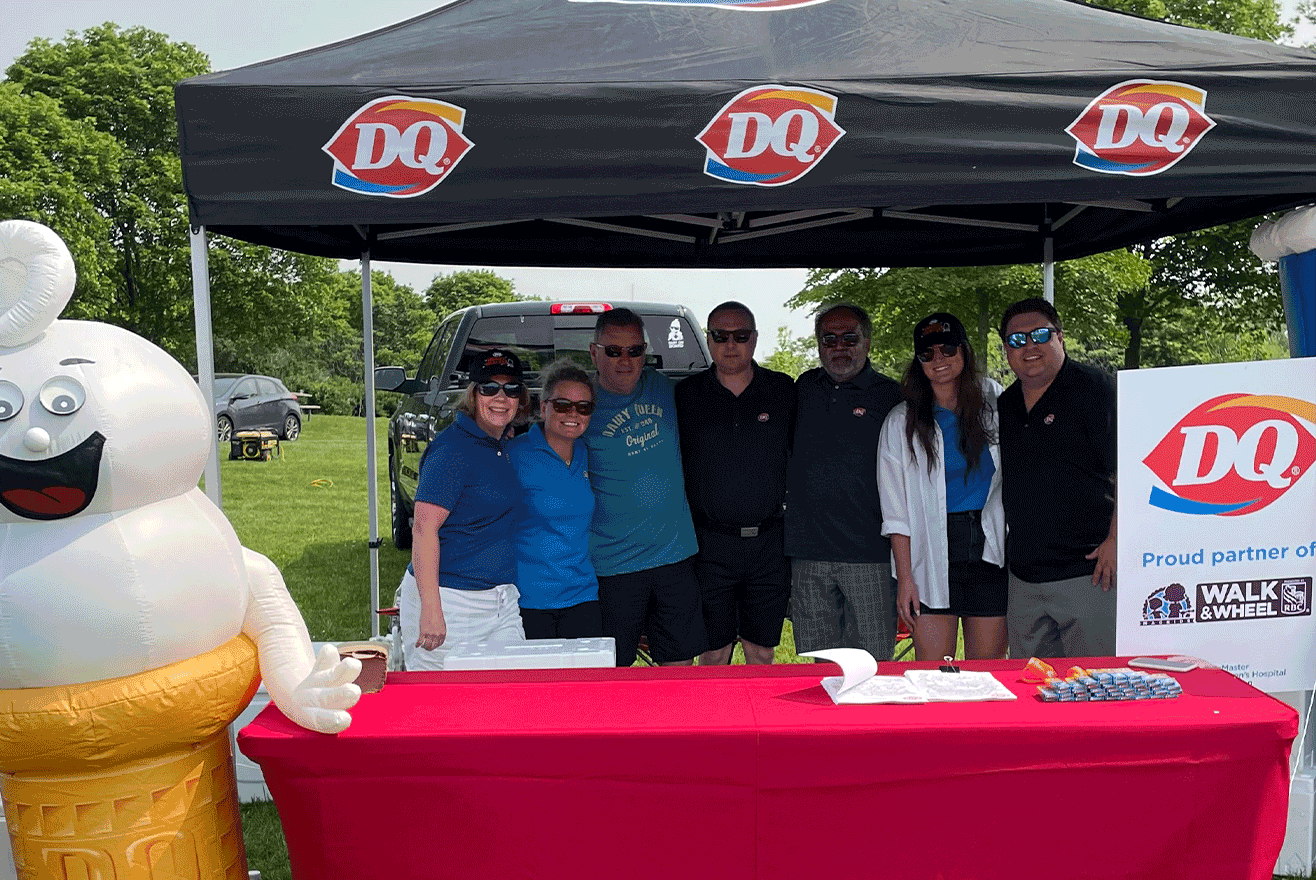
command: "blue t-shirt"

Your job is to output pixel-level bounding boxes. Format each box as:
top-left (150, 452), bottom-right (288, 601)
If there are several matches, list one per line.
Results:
top-left (507, 424), bottom-right (599, 609)
top-left (582, 368), bottom-right (698, 577)
top-left (935, 406), bottom-right (994, 513)
top-left (407, 412), bottom-right (519, 590)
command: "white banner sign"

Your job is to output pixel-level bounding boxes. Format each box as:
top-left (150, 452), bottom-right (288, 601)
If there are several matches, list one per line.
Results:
top-left (1116, 358), bottom-right (1316, 692)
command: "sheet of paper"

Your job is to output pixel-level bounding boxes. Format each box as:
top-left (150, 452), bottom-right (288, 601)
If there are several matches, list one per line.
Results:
top-left (903, 669), bottom-right (1017, 702)
top-left (820, 674), bottom-right (928, 704)
top-left (801, 648), bottom-right (876, 696)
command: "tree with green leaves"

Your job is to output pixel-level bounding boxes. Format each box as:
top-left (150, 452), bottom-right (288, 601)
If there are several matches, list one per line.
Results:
top-left (4, 24), bottom-right (342, 368)
top-left (0, 82), bottom-right (118, 316)
top-left (424, 269), bottom-right (527, 318)
top-left (760, 326), bottom-right (819, 379)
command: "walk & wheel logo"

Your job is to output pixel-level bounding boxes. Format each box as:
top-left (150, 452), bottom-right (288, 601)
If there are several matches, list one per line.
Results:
top-left (323, 97), bottom-right (474, 198)
top-left (1142, 394), bottom-right (1316, 516)
top-left (696, 86), bottom-right (844, 186)
top-left (1065, 80), bottom-right (1215, 176)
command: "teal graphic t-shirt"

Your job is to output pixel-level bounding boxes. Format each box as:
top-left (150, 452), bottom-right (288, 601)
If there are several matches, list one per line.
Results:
top-left (583, 368), bottom-right (697, 577)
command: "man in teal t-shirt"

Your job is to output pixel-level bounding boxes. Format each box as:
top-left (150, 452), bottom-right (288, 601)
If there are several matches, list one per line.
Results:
top-left (583, 308), bottom-right (704, 666)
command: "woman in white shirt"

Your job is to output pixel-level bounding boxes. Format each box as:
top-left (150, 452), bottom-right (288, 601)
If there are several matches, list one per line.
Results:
top-left (878, 313), bottom-right (1007, 660)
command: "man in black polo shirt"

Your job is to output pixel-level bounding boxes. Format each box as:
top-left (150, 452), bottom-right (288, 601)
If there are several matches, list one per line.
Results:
top-left (677, 302), bottom-right (796, 665)
top-left (785, 303), bottom-right (903, 660)
top-left (997, 297), bottom-right (1117, 659)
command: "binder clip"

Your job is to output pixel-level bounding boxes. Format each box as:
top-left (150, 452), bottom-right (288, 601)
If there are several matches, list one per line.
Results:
top-left (939, 655), bottom-right (960, 674)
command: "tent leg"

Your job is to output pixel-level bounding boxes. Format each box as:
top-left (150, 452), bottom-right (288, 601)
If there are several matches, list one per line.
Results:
top-left (190, 225), bottom-right (221, 509)
top-left (362, 252), bottom-right (381, 639)
top-left (1042, 236), bottom-right (1055, 304)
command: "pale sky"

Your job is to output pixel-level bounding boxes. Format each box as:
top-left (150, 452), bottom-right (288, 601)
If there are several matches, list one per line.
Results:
top-left (5, 1), bottom-right (1313, 343)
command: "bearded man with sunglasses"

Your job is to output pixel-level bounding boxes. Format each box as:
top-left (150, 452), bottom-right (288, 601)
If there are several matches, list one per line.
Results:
top-left (997, 297), bottom-right (1118, 659)
top-left (583, 308), bottom-right (706, 666)
top-left (676, 302), bottom-right (796, 665)
top-left (785, 303), bottom-right (903, 661)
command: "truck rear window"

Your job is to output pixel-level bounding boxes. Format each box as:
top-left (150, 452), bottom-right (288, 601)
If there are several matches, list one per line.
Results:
top-left (457, 314), bottom-right (708, 377)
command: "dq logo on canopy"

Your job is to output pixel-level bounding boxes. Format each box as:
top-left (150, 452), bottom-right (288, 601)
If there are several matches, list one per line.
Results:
top-left (696, 86), bottom-right (844, 186)
top-left (323, 96), bottom-right (474, 198)
top-left (1065, 80), bottom-right (1215, 176)
top-left (1143, 394), bottom-right (1316, 516)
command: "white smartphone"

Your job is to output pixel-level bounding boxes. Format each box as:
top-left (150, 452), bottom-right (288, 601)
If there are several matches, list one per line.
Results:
top-left (1128, 656), bottom-right (1198, 672)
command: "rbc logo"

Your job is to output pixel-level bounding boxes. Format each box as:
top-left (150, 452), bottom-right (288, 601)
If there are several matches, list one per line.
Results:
top-left (1143, 394), bottom-right (1316, 516)
top-left (322, 97), bottom-right (474, 198)
top-left (696, 86), bottom-right (844, 186)
top-left (1065, 80), bottom-right (1215, 176)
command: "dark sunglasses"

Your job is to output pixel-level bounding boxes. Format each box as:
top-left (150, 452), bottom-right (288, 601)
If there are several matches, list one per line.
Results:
top-left (917, 343), bottom-right (961, 363)
top-left (593, 343), bottom-right (646, 358)
top-left (820, 332), bottom-right (862, 349)
top-left (709, 328), bottom-right (753, 344)
top-left (1005, 327), bottom-right (1059, 349)
top-left (546, 398), bottom-right (595, 416)
top-left (475, 381), bottom-right (524, 398)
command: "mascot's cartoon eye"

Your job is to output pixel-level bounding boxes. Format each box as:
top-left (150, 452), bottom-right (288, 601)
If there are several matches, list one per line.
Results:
top-left (38, 376), bottom-right (85, 416)
top-left (0, 380), bottom-right (23, 420)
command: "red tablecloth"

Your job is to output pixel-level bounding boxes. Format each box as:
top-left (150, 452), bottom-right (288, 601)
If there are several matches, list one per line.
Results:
top-left (238, 659), bottom-right (1296, 880)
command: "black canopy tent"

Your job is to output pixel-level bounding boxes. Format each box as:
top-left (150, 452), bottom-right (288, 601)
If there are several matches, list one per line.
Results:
top-left (175, 0), bottom-right (1316, 633)
top-left (176, 0), bottom-right (1316, 267)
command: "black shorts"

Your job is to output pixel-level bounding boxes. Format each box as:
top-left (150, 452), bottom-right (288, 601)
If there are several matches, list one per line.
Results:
top-left (597, 558), bottom-right (707, 666)
top-left (519, 601), bottom-right (603, 640)
top-left (694, 521), bottom-right (790, 650)
top-left (920, 510), bottom-right (1008, 618)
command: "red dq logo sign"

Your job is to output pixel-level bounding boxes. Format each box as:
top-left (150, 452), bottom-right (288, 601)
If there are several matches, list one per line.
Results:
top-left (1065, 80), bottom-right (1215, 177)
top-left (1143, 394), bottom-right (1316, 516)
top-left (323, 96), bottom-right (474, 198)
top-left (696, 86), bottom-right (844, 187)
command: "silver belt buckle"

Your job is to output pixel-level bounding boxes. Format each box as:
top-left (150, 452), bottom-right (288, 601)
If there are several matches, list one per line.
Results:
top-left (740, 526), bottom-right (759, 538)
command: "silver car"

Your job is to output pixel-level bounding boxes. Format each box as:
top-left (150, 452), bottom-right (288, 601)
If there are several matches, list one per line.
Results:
top-left (208, 373), bottom-right (303, 443)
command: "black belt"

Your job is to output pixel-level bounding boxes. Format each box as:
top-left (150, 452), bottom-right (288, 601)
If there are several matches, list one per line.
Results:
top-left (948, 510), bottom-right (982, 524)
top-left (696, 514), bottom-right (783, 538)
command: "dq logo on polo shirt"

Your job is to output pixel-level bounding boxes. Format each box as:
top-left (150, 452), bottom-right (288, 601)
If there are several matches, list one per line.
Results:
top-left (1142, 394), bottom-right (1316, 516)
top-left (696, 86), bottom-right (845, 186)
top-left (1065, 80), bottom-right (1215, 176)
top-left (323, 96), bottom-right (474, 197)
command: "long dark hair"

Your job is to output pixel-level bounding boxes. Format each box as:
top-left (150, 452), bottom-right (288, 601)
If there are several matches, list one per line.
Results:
top-left (901, 340), bottom-right (994, 477)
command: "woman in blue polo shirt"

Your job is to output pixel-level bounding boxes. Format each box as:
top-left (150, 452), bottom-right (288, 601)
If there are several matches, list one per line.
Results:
top-left (400, 349), bottom-right (530, 671)
top-left (507, 360), bottom-right (603, 639)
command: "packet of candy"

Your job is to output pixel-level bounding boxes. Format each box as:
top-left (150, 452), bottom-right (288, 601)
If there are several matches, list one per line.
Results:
top-left (1065, 665), bottom-right (1089, 679)
top-left (1021, 657), bottom-right (1056, 682)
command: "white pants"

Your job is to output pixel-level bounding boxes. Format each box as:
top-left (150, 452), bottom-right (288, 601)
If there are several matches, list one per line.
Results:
top-left (399, 570), bottom-right (525, 671)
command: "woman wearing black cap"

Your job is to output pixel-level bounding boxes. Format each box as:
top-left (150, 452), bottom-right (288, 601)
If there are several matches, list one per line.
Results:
top-left (877, 313), bottom-right (1008, 660)
top-left (398, 349), bottom-right (532, 671)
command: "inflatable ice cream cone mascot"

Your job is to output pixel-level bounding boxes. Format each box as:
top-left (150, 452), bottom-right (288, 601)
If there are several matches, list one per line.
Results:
top-left (0, 220), bottom-right (361, 879)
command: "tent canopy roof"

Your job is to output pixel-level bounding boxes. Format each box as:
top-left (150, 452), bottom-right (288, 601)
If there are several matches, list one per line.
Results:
top-left (175, 0), bottom-right (1316, 267)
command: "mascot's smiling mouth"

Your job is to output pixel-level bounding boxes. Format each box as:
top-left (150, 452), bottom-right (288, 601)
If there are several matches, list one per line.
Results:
top-left (0, 432), bottom-right (105, 520)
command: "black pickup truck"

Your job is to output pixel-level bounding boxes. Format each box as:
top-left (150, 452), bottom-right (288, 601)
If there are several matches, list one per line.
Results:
top-left (375, 300), bottom-right (712, 549)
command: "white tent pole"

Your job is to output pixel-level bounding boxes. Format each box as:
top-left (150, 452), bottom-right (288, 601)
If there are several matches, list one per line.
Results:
top-left (1043, 236), bottom-right (1055, 303)
top-left (190, 225), bottom-right (222, 509)
top-left (362, 250), bottom-right (381, 638)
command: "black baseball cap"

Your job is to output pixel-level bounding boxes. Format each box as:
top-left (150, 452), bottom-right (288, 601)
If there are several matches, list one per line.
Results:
top-left (913, 313), bottom-right (968, 354)
top-left (470, 349), bottom-right (525, 383)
